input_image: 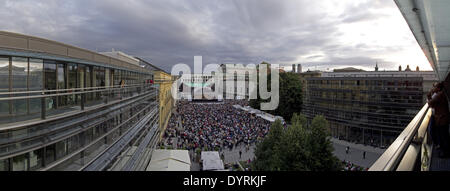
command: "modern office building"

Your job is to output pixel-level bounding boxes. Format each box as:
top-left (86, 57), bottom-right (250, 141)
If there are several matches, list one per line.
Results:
top-left (302, 68), bottom-right (438, 147)
top-left (0, 31), bottom-right (160, 171)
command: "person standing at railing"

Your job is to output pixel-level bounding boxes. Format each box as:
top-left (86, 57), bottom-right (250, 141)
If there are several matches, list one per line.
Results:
top-left (428, 83), bottom-right (439, 151)
top-left (427, 82), bottom-right (450, 158)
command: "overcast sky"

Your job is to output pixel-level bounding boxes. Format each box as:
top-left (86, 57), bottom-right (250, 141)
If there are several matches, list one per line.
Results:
top-left (0, 0), bottom-right (432, 72)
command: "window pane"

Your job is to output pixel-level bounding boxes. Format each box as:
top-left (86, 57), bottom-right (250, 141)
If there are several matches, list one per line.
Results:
top-left (11, 57), bottom-right (28, 91)
top-left (12, 153), bottom-right (28, 171)
top-left (67, 63), bottom-right (77, 106)
top-left (29, 59), bottom-right (43, 114)
top-left (78, 65), bottom-right (85, 104)
top-left (44, 61), bottom-right (57, 111)
top-left (105, 68), bottom-right (110, 87)
top-left (67, 134), bottom-right (80, 153)
top-left (45, 144), bottom-right (56, 166)
top-left (11, 57), bottom-right (28, 116)
top-left (55, 139), bottom-right (67, 160)
top-left (86, 66), bottom-right (93, 101)
top-left (29, 149), bottom-right (44, 170)
top-left (57, 63), bottom-right (66, 107)
top-left (78, 65), bottom-right (85, 88)
top-left (94, 67), bottom-right (104, 101)
top-left (0, 57), bottom-right (9, 116)
top-left (0, 158), bottom-right (9, 171)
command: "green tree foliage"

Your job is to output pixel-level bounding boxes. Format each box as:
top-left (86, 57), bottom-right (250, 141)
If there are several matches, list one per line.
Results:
top-left (252, 114), bottom-right (342, 171)
top-left (252, 120), bottom-right (284, 171)
top-left (250, 63), bottom-right (303, 122)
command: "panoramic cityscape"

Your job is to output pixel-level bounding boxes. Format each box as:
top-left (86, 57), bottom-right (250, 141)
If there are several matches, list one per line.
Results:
top-left (0, 0), bottom-right (449, 176)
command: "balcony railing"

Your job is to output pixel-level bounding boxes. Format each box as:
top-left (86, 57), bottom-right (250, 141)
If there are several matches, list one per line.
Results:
top-left (369, 103), bottom-right (432, 171)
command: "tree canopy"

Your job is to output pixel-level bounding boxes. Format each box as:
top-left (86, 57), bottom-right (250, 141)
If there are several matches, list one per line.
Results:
top-left (252, 114), bottom-right (342, 171)
top-left (250, 64), bottom-right (302, 122)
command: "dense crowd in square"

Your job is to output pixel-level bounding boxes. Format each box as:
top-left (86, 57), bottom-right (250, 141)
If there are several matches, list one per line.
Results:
top-left (162, 100), bottom-right (272, 152)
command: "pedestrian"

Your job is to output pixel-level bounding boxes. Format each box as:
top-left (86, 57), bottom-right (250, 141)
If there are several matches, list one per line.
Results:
top-left (346, 146), bottom-right (349, 154)
top-left (363, 151), bottom-right (366, 159)
top-left (239, 150), bottom-right (242, 159)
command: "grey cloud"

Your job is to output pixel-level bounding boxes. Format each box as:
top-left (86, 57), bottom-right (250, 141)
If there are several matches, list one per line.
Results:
top-left (0, 0), bottom-right (412, 72)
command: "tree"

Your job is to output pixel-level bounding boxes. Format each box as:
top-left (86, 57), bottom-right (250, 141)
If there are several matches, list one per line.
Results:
top-left (308, 115), bottom-right (342, 171)
top-left (252, 120), bottom-right (284, 171)
top-left (250, 63), bottom-right (303, 122)
top-left (252, 114), bottom-right (342, 171)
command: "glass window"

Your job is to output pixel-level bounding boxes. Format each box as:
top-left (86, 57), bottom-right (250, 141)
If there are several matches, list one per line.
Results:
top-left (67, 134), bottom-right (80, 153)
top-left (95, 67), bottom-right (105, 87)
top-left (29, 59), bottom-right (43, 114)
top-left (85, 128), bottom-right (93, 143)
top-left (86, 66), bottom-right (93, 101)
top-left (44, 61), bottom-right (57, 111)
top-left (11, 57), bottom-right (28, 91)
top-left (105, 68), bottom-right (110, 87)
top-left (114, 69), bottom-right (120, 86)
top-left (78, 65), bottom-right (85, 104)
top-left (94, 67), bottom-right (105, 101)
top-left (0, 57), bottom-right (9, 116)
top-left (45, 144), bottom-right (56, 166)
top-left (11, 57), bottom-right (28, 116)
top-left (29, 148), bottom-right (44, 170)
top-left (55, 140), bottom-right (67, 160)
top-left (12, 153), bottom-right (28, 171)
top-left (67, 63), bottom-right (78, 106)
top-left (0, 158), bottom-right (10, 171)
top-left (57, 63), bottom-right (66, 107)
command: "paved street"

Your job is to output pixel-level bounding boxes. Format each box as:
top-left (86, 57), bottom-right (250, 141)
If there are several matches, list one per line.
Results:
top-left (183, 137), bottom-right (386, 170)
top-left (221, 144), bottom-right (256, 164)
top-left (331, 138), bottom-right (385, 168)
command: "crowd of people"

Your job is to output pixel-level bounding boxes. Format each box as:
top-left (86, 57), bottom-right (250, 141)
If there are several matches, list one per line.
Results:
top-left (162, 100), bottom-right (272, 152)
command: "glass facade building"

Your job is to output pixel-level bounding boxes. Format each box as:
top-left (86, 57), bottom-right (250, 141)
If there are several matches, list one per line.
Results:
top-left (302, 72), bottom-right (438, 148)
top-left (0, 31), bottom-right (160, 171)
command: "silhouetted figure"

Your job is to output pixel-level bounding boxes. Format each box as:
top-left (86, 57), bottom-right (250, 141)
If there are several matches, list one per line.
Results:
top-left (363, 151), bottom-right (366, 159)
top-left (428, 82), bottom-right (450, 158)
top-left (346, 146), bottom-right (349, 154)
top-left (239, 150), bottom-right (242, 159)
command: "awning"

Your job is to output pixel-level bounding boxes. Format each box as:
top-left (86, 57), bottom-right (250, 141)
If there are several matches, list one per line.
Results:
top-left (146, 149), bottom-right (191, 171)
top-left (201, 151), bottom-right (224, 171)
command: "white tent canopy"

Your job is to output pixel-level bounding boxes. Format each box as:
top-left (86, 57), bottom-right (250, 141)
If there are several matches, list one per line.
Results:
top-left (201, 151), bottom-right (224, 171)
top-left (233, 105), bottom-right (284, 123)
top-left (256, 114), bottom-right (276, 122)
top-left (146, 150), bottom-right (191, 171)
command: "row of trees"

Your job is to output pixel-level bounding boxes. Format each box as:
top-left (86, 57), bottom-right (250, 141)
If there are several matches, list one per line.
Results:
top-left (252, 114), bottom-right (342, 171)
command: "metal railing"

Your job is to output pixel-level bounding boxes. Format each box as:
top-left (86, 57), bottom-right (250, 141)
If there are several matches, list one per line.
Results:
top-left (81, 107), bottom-right (159, 171)
top-left (369, 103), bottom-right (432, 171)
top-left (0, 86), bottom-right (158, 161)
top-left (0, 83), bottom-right (156, 128)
